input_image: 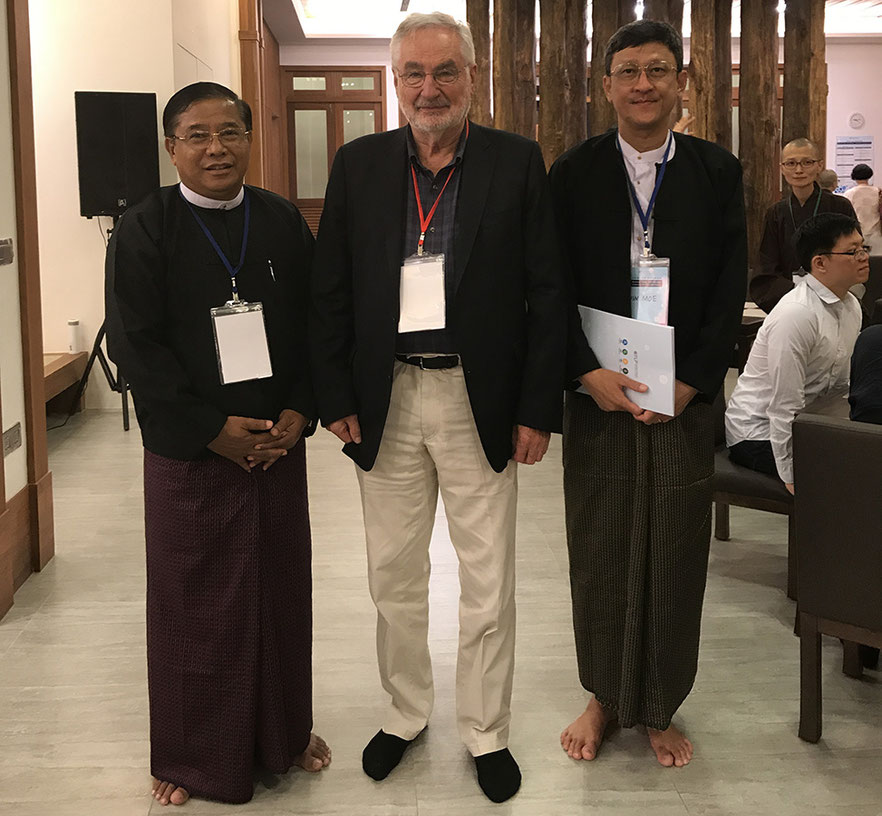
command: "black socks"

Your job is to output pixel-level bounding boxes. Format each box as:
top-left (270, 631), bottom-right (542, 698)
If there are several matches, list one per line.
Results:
top-left (362, 729), bottom-right (420, 781)
top-left (474, 748), bottom-right (521, 803)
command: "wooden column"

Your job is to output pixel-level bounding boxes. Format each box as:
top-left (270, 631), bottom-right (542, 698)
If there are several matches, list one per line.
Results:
top-left (7, 0), bottom-right (54, 589)
top-left (238, 0), bottom-right (265, 187)
top-left (589, 0), bottom-right (636, 138)
top-left (493, 0), bottom-right (537, 138)
top-left (740, 0), bottom-right (780, 268)
top-left (783, 0), bottom-right (826, 160)
top-left (643, 0), bottom-right (684, 31)
top-left (466, 0), bottom-right (492, 126)
top-left (689, 0), bottom-right (732, 151)
top-left (538, 0), bottom-right (587, 167)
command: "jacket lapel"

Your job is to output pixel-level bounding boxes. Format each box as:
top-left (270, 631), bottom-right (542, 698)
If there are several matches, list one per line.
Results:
top-left (376, 128), bottom-right (409, 289)
top-left (453, 123), bottom-right (495, 293)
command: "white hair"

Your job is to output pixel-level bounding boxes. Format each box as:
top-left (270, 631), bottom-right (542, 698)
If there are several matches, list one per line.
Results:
top-left (390, 12), bottom-right (476, 67)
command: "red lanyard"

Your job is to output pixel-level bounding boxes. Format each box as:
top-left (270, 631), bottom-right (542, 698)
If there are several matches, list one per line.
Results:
top-left (410, 121), bottom-right (469, 256)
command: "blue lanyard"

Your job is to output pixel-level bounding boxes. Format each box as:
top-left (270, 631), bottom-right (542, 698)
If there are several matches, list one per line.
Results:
top-left (181, 187), bottom-right (251, 301)
top-left (618, 131), bottom-right (673, 256)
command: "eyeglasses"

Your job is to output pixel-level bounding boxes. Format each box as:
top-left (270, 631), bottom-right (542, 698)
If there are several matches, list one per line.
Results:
top-left (171, 128), bottom-right (251, 148)
top-left (609, 61), bottom-right (677, 84)
top-left (397, 66), bottom-right (463, 87)
top-left (820, 246), bottom-right (871, 260)
top-left (781, 159), bottom-right (819, 169)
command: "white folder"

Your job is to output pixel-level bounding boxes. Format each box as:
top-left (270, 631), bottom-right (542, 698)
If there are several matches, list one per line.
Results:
top-left (577, 306), bottom-right (676, 415)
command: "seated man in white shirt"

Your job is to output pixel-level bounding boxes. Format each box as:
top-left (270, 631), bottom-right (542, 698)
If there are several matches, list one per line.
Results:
top-left (725, 213), bottom-right (869, 494)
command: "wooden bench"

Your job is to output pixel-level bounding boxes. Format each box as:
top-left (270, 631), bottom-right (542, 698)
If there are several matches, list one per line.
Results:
top-left (43, 352), bottom-right (87, 413)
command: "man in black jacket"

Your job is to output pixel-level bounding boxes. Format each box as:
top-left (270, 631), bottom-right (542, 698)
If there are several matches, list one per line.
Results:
top-left (550, 21), bottom-right (746, 768)
top-left (310, 11), bottom-right (566, 804)
top-left (106, 83), bottom-right (330, 807)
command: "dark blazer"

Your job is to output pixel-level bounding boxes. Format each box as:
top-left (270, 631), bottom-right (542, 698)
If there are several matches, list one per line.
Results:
top-left (549, 130), bottom-right (747, 400)
top-left (310, 123), bottom-right (567, 472)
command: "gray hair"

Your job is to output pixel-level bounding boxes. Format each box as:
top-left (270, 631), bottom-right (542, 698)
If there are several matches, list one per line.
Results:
top-left (390, 12), bottom-right (476, 67)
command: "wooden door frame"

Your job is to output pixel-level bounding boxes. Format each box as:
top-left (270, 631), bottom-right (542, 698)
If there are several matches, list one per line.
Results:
top-left (1, 0), bottom-right (53, 621)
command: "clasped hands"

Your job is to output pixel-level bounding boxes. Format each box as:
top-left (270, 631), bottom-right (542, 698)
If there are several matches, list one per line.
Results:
top-left (207, 409), bottom-right (309, 472)
top-left (578, 368), bottom-right (697, 424)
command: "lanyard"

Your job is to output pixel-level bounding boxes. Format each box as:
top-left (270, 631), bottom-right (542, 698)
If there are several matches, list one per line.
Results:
top-left (181, 187), bottom-right (251, 302)
top-left (618, 131), bottom-right (673, 256)
top-left (788, 187), bottom-right (822, 230)
top-left (410, 121), bottom-right (468, 256)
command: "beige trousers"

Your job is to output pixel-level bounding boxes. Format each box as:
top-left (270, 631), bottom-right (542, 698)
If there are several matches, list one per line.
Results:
top-left (356, 361), bottom-right (518, 756)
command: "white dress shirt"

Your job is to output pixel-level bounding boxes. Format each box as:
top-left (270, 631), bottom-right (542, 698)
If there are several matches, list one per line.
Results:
top-left (725, 274), bottom-right (862, 483)
top-left (618, 130), bottom-right (676, 261)
top-left (179, 182), bottom-right (244, 210)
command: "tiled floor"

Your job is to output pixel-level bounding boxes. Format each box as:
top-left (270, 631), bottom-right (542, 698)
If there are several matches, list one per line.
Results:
top-left (0, 410), bottom-right (879, 815)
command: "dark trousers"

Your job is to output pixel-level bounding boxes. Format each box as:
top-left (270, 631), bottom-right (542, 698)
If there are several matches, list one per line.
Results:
top-left (728, 439), bottom-right (779, 479)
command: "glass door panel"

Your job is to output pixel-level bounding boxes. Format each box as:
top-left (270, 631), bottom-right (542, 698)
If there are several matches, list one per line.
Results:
top-left (343, 108), bottom-right (376, 144)
top-left (293, 109), bottom-right (330, 199)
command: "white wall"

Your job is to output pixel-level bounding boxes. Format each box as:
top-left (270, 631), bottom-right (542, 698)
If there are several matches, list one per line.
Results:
top-left (172, 0), bottom-right (240, 91)
top-left (31, 0), bottom-right (239, 410)
top-left (279, 42), bottom-right (399, 131)
top-left (825, 40), bottom-right (882, 182)
top-left (0, 0), bottom-right (27, 499)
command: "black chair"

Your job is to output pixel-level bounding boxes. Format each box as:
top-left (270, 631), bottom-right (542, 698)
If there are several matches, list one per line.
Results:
top-left (712, 390), bottom-right (796, 599)
top-left (793, 392), bottom-right (882, 742)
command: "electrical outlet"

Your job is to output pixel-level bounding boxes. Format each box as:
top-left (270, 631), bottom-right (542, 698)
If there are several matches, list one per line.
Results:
top-left (2, 423), bottom-right (22, 457)
top-left (0, 238), bottom-right (13, 266)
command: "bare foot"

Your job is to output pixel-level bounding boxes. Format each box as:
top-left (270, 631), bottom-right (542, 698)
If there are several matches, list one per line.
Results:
top-left (647, 724), bottom-right (693, 767)
top-left (295, 732), bottom-right (332, 772)
top-left (560, 697), bottom-right (616, 760)
top-left (152, 779), bottom-right (189, 806)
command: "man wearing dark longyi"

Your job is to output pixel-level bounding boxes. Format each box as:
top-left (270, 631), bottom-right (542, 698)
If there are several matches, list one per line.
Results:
top-left (550, 20), bottom-right (747, 768)
top-left (105, 82), bottom-right (330, 806)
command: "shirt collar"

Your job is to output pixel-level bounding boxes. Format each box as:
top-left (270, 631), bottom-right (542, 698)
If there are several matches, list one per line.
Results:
top-left (406, 121), bottom-right (469, 170)
top-left (789, 182), bottom-right (821, 208)
top-left (179, 182), bottom-right (245, 210)
top-left (617, 130), bottom-right (676, 165)
top-left (804, 271), bottom-right (843, 305)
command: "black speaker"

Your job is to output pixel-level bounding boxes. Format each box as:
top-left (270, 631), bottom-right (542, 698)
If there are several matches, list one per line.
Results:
top-left (74, 91), bottom-right (161, 218)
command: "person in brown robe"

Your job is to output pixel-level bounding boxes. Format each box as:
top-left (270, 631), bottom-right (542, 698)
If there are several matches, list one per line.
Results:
top-left (105, 82), bottom-right (330, 806)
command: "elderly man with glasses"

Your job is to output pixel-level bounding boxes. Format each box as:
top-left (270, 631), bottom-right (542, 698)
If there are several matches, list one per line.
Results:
top-left (106, 82), bottom-right (330, 807)
top-left (310, 11), bottom-right (566, 803)
top-left (727, 213), bottom-right (868, 491)
top-left (549, 19), bottom-right (747, 768)
top-left (750, 138), bottom-right (857, 313)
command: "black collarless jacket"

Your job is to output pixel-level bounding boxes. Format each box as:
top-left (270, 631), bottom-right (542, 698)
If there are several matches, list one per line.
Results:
top-left (549, 130), bottom-right (747, 400)
top-left (310, 123), bottom-right (567, 472)
top-left (105, 185), bottom-right (315, 459)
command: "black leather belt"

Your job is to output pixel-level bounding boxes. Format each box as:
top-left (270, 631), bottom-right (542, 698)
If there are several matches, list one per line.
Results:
top-left (395, 354), bottom-right (460, 370)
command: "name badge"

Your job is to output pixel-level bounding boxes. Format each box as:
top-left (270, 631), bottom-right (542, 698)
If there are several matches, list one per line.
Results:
top-left (210, 301), bottom-right (273, 385)
top-left (631, 255), bottom-right (670, 325)
top-left (398, 252), bottom-right (446, 333)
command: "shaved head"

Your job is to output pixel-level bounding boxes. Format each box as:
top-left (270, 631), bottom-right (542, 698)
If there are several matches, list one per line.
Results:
top-left (783, 137), bottom-right (819, 157)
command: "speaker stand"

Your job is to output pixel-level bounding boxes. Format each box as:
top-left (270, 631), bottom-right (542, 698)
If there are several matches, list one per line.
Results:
top-left (69, 321), bottom-right (130, 431)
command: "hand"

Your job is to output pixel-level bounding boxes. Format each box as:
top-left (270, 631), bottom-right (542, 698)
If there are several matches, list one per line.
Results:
top-left (512, 425), bottom-right (550, 465)
top-left (673, 113), bottom-right (695, 134)
top-left (578, 369), bottom-right (647, 416)
top-left (207, 416), bottom-right (275, 472)
top-left (326, 414), bottom-right (362, 445)
top-left (248, 409), bottom-right (310, 471)
top-left (635, 381), bottom-right (698, 425)
top-left (785, 482), bottom-right (795, 495)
